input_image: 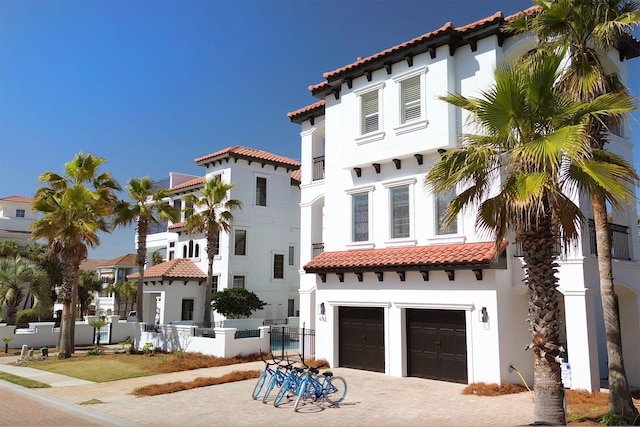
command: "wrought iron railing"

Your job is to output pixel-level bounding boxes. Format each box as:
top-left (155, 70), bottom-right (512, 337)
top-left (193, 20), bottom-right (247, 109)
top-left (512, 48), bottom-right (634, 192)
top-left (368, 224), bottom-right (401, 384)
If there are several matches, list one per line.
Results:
top-left (512, 220), bottom-right (631, 261)
top-left (312, 243), bottom-right (324, 258)
top-left (312, 156), bottom-right (325, 181)
top-left (588, 219), bottom-right (630, 260)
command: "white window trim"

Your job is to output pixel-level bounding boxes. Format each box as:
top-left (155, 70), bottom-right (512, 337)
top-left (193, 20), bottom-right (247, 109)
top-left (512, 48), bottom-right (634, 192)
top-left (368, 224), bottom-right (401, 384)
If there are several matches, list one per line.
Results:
top-left (230, 273), bottom-right (247, 290)
top-left (393, 66), bottom-right (428, 135)
top-left (271, 251), bottom-right (286, 281)
top-left (234, 228), bottom-right (248, 257)
top-left (427, 190), bottom-right (465, 243)
top-left (383, 178), bottom-right (416, 244)
top-left (345, 185), bottom-right (375, 248)
top-left (254, 173), bottom-right (268, 207)
top-left (355, 82), bottom-right (385, 144)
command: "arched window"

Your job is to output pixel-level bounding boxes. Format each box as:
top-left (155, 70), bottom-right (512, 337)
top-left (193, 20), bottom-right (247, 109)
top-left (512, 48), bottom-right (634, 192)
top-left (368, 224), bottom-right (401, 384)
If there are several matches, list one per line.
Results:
top-left (188, 240), bottom-right (194, 258)
top-left (182, 245), bottom-right (187, 258)
top-left (195, 243), bottom-right (200, 258)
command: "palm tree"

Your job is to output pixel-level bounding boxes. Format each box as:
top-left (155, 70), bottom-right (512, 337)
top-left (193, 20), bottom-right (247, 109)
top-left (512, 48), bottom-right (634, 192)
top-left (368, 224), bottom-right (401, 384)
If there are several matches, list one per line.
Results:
top-left (89, 316), bottom-right (108, 348)
top-left (425, 52), bottom-right (634, 425)
top-left (0, 256), bottom-right (49, 325)
top-left (510, 1), bottom-right (640, 417)
top-left (183, 178), bottom-right (241, 328)
top-left (31, 152), bottom-right (121, 359)
top-left (110, 280), bottom-right (137, 316)
top-left (113, 177), bottom-right (179, 323)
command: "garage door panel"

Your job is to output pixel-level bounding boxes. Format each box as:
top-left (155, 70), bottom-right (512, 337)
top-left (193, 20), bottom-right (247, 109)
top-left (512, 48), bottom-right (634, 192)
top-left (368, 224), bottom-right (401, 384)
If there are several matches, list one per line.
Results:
top-left (339, 307), bottom-right (384, 373)
top-left (407, 309), bottom-right (467, 383)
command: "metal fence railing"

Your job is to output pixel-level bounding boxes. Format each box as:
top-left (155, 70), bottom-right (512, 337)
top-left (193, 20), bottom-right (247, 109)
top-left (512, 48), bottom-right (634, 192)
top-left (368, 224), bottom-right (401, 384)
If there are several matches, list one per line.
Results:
top-left (269, 326), bottom-right (315, 360)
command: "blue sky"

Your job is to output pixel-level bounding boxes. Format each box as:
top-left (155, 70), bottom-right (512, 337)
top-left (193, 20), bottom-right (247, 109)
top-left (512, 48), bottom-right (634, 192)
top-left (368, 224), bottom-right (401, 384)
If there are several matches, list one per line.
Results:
top-left (1, 0), bottom-right (639, 259)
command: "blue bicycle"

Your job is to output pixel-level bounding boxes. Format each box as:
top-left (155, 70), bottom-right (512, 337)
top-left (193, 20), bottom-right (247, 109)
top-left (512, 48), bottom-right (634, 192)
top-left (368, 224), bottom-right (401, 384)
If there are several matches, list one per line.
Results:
top-left (294, 359), bottom-right (347, 411)
top-left (252, 351), bottom-right (280, 400)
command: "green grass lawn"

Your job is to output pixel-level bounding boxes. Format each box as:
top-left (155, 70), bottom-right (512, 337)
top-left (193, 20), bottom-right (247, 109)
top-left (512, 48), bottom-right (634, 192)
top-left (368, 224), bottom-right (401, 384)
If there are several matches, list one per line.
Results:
top-left (0, 371), bottom-right (51, 388)
top-left (27, 353), bottom-right (156, 382)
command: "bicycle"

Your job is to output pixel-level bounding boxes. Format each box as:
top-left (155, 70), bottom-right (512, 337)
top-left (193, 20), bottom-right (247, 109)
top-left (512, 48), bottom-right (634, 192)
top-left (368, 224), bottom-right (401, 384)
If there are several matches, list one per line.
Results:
top-left (294, 359), bottom-right (347, 411)
top-left (261, 361), bottom-right (294, 404)
top-left (273, 365), bottom-right (306, 407)
top-left (252, 351), bottom-right (280, 400)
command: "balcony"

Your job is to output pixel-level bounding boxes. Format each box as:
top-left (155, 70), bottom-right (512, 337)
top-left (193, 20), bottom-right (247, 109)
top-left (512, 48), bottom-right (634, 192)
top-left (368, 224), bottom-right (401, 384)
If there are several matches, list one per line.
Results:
top-left (588, 219), bottom-right (630, 260)
top-left (512, 220), bottom-right (631, 261)
top-left (312, 243), bottom-right (324, 258)
top-left (312, 156), bottom-right (325, 181)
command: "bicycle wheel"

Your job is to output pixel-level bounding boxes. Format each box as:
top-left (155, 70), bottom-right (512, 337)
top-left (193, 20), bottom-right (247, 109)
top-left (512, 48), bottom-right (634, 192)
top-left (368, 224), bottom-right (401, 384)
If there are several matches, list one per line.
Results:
top-left (252, 370), bottom-right (267, 400)
top-left (273, 377), bottom-right (292, 407)
top-left (325, 376), bottom-right (347, 404)
top-left (262, 373), bottom-right (278, 403)
top-left (294, 379), bottom-right (308, 412)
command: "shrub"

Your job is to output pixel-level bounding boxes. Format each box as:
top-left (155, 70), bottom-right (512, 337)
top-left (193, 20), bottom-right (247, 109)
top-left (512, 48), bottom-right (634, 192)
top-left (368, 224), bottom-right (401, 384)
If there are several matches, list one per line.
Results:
top-left (462, 382), bottom-right (528, 396)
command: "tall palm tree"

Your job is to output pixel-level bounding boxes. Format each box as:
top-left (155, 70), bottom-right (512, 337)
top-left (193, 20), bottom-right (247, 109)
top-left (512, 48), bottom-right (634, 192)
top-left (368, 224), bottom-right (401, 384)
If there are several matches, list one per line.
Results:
top-left (0, 256), bottom-right (48, 325)
top-left (425, 52), bottom-right (634, 425)
top-left (31, 152), bottom-right (120, 359)
top-left (510, 1), bottom-right (640, 417)
top-left (113, 177), bottom-right (179, 323)
top-left (183, 178), bottom-right (241, 328)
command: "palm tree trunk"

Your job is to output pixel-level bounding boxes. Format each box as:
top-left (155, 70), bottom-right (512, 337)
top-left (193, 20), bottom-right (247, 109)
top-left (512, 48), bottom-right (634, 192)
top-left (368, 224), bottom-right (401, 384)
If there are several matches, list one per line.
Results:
top-left (57, 261), bottom-right (75, 359)
top-left (591, 192), bottom-right (638, 418)
top-left (70, 279), bottom-right (77, 354)
top-left (203, 255), bottom-right (213, 328)
top-left (521, 215), bottom-right (566, 425)
top-left (136, 220), bottom-right (148, 323)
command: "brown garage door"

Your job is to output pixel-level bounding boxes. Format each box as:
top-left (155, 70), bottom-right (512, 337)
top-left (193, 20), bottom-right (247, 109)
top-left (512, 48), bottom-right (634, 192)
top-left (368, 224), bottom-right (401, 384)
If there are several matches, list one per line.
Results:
top-left (406, 309), bottom-right (467, 383)
top-left (339, 306), bottom-right (384, 372)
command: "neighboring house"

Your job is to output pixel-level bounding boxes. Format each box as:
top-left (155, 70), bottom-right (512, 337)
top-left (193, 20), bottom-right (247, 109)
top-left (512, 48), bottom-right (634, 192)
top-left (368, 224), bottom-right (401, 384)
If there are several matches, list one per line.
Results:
top-left (80, 254), bottom-right (138, 316)
top-left (139, 146), bottom-right (301, 325)
top-left (288, 8), bottom-right (640, 392)
top-left (0, 196), bottom-right (37, 244)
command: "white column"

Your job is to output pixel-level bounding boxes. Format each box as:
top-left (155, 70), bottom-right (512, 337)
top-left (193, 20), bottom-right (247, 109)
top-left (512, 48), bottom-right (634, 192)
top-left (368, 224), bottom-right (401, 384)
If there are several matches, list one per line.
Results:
top-left (562, 288), bottom-right (600, 391)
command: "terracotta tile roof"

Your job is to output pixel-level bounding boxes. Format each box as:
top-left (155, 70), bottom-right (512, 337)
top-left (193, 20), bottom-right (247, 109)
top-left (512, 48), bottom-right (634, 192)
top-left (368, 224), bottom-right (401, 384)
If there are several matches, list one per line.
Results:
top-left (290, 169), bottom-right (301, 183)
top-left (168, 221), bottom-right (185, 230)
top-left (287, 100), bottom-right (326, 119)
top-left (195, 146), bottom-right (300, 169)
top-left (304, 241), bottom-right (508, 273)
top-left (80, 259), bottom-right (108, 271)
top-left (171, 177), bottom-right (204, 192)
top-left (0, 196), bottom-right (32, 203)
top-left (97, 254), bottom-right (138, 267)
top-left (126, 258), bottom-right (206, 280)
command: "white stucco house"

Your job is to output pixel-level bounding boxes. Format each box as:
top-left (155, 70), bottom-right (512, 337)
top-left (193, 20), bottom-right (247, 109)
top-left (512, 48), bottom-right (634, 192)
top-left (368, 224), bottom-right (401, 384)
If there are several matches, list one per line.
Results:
top-left (80, 254), bottom-right (138, 316)
top-left (135, 146), bottom-right (301, 325)
top-left (0, 196), bottom-right (37, 245)
top-left (288, 7), bottom-right (640, 392)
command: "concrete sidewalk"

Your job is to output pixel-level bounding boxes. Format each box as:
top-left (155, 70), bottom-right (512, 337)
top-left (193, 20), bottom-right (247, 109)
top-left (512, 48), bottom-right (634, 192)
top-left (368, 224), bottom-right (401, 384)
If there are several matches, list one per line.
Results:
top-left (0, 361), bottom-right (93, 387)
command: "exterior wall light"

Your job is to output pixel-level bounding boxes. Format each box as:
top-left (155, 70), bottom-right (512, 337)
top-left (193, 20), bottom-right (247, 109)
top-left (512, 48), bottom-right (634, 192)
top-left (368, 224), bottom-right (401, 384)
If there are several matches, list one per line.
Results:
top-left (480, 306), bottom-right (488, 323)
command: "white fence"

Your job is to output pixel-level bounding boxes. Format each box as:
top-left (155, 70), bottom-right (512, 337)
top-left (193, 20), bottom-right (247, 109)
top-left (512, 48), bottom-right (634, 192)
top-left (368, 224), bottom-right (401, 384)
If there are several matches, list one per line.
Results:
top-left (0, 316), bottom-right (136, 350)
top-left (136, 324), bottom-right (270, 358)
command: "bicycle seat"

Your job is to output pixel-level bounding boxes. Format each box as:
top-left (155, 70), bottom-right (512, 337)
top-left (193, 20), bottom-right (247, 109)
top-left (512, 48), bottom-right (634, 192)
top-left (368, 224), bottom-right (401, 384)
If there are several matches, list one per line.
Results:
top-left (294, 367), bottom-right (304, 373)
top-left (323, 370), bottom-right (333, 377)
top-left (310, 367), bottom-right (319, 375)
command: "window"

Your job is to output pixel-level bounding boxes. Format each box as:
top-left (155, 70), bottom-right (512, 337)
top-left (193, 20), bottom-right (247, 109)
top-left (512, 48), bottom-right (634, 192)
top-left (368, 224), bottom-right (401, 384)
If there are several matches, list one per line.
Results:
top-left (352, 193), bottom-right (369, 242)
top-left (400, 75), bottom-right (421, 123)
top-left (184, 201), bottom-right (193, 218)
top-left (234, 229), bottom-right (246, 255)
top-left (15, 209), bottom-right (25, 218)
top-left (256, 177), bottom-right (267, 206)
top-left (212, 276), bottom-right (219, 294)
top-left (361, 91), bottom-right (379, 134)
top-left (182, 244), bottom-right (187, 258)
top-left (288, 246), bottom-right (295, 266)
top-left (212, 232), bottom-right (220, 256)
top-left (232, 275), bottom-right (245, 289)
top-left (273, 254), bottom-right (284, 279)
top-left (436, 190), bottom-right (458, 235)
top-left (181, 299), bottom-right (194, 321)
top-left (288, 299), bottom-right (295, 317)
top-left (194, 243), bottom-right (200, 258)
top-left (173, 199), bottom-right (182, 211)
top-left (390, 186), bottom-right (410, 238)
top-left (168, 250), bottom-right (174, 261)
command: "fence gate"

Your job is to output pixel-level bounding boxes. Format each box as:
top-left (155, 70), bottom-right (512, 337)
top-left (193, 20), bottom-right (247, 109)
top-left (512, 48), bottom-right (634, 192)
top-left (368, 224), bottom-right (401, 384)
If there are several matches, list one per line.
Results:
top-left (94, 324), bottom-right (110, 345)
top-left (269, 326), bottom-right (315, 360)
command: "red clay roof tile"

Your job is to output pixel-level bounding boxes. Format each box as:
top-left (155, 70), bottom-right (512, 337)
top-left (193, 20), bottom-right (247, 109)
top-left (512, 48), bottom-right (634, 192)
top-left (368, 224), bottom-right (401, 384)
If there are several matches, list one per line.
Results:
top-left (287, 100), bottom-right (326, 119)
top-left (195, 146), bottom-right (300, 169)
top-left (171, 177), bottom-right (204, 191)
top-left (168, 221), bottom-right (185, 230)
top-left (290, 169), bottom-right (301, 182)
top-left (96, 254), bottom-right (138, 267)
top-left (126, 258), bottom-right (206, 280)
top-left (0, 196), bottom-right (32, 203)
top-left (304, 241), bottom-right (507, 272)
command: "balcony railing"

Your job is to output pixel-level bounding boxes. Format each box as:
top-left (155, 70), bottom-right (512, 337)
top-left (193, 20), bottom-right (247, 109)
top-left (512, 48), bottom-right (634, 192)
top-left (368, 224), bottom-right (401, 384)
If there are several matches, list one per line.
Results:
top-left (312, 243), bottom-right (324, 258)
top-left (588, 219), bottom-right (630, 260)
top-left (512, 220), bottom-right (631, 261)
top-left (312, 156), bottom-right (325, 181)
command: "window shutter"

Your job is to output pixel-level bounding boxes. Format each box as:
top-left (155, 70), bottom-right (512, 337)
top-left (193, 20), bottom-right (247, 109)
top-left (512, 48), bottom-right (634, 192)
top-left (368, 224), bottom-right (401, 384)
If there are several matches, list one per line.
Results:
top-left (362, 91), bottom-right (379, 134)
top-left (401, 76), bottom-right (421, 123)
